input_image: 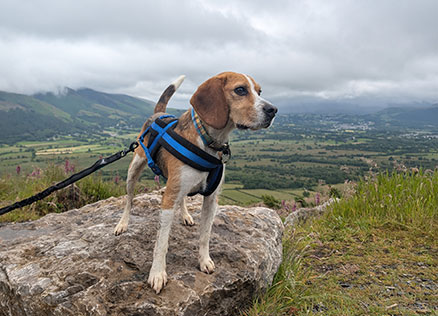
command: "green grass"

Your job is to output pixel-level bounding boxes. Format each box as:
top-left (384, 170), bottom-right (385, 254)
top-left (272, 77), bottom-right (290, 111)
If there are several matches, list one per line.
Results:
top-left (219, 187), bottom-right (305, 206)
top-left (221, 189), bottom-right (259, 205)
top-left (244, 171), bottom-right (438, 315)
top-left (240, 189), bottom-right (299, 201)
top-left (0, 164), bottom-right (143, 223)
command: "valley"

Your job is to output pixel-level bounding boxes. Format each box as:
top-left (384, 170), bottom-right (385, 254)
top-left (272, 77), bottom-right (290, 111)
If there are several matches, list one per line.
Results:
top-left (1, 111), bottom-right (438, 206)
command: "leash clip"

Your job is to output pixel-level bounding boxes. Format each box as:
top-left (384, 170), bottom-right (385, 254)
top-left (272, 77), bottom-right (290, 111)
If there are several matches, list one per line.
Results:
top-left (130, 141), bottom-right (139, 151)
top-left (122, 141), bottom-right (139, 157)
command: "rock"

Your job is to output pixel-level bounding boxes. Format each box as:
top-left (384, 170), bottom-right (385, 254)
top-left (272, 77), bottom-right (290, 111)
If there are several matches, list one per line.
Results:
top-left (284, 198), bottom-right (338, 227)
top-left (0, 192), bottom-right (283, 316)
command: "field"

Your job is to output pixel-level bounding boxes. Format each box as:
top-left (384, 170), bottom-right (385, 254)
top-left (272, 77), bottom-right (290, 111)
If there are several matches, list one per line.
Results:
top-left (0, 132), bottom-right (138, 181)
top-left (1, 113), bottom-right (438, 208)
top-left (220, 184), bottom-right (303, 205)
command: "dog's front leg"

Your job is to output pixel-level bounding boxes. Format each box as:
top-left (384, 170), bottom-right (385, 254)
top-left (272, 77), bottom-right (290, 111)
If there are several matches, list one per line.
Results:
top-left (148, 207), bottom-right (174, 294)
top-left (148, 178), bottom-right (184, 294)
top-left (199, 193), bottom-right (218, 274)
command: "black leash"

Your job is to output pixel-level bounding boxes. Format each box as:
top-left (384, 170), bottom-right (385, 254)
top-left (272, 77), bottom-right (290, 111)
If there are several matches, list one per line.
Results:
top-left (0, 141), bottom-right (139, 216)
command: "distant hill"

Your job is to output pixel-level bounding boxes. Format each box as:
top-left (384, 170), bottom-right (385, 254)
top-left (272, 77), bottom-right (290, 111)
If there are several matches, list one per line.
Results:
top-left (0, 88), bottom-right (167, 144)
top-left (278, 97), bottom-right (438, 128)
top-left (277, 96), bottom-right (438, 117)
top-left (0, 90), bottom-right (79, 144)
top-left (370, 104), bottom-right (438, 127)
top-left (33, 88), bottom-right (155, 126)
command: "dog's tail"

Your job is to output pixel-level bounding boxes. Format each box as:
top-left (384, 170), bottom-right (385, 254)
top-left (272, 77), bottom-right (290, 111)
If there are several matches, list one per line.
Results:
top-left (154, 75), bottom-right (185, 114)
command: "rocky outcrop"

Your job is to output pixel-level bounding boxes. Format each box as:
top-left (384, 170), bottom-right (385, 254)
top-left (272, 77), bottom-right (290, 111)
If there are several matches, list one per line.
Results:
top-left (0, 192), bottom-right (283, 316)
top-left (284, 198), bottom-right (338, 227)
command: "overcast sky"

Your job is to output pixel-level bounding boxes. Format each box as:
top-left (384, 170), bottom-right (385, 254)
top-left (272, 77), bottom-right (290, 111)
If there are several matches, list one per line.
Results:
top-left (1, 0), bottom-right (437, 108)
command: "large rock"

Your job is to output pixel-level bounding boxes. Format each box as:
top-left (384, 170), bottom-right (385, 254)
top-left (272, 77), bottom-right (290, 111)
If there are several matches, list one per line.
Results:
top-left (0, 192), bottom-right (283, 316)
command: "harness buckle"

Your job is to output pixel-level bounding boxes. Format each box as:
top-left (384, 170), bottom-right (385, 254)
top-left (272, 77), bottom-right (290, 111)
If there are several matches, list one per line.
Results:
top-left (221, 144), bottom-right (231, 164)
top-left (148, 161), bottom-right (162, 176)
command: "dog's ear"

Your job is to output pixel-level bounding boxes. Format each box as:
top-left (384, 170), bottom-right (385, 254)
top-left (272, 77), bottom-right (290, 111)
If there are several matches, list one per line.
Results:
top-left (190, 77), bottom-right (229, 129)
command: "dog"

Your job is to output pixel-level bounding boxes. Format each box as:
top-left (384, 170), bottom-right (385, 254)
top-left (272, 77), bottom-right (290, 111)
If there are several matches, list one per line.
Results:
top-left (114, 72), bottom-right (277, 294)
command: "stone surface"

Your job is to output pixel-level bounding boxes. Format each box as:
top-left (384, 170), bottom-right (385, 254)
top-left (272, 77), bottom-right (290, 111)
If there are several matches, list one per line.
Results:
top-left (0, 192), bottom-right (283, 316)
top-left (284, 198), bottom-right (338, 228)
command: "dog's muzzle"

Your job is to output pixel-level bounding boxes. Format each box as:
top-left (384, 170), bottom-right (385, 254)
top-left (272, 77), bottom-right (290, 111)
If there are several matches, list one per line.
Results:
top-left (262, 102), bottom-right (278, 127)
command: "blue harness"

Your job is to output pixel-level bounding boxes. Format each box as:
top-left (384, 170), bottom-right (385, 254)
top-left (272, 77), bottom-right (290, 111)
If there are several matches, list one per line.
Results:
top-left (139, 115), bottom-right (224, 196)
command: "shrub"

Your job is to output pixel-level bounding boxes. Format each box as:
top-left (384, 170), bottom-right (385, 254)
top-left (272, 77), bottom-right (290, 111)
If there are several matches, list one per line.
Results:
top-left (329, 186), bottom-right (341, 199)
top-left (261, 194), bottom-right (281, 209)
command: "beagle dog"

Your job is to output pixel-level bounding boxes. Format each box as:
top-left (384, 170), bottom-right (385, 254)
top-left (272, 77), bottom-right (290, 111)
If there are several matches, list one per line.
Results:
top-left (114, 72), bottom-right (277, 294)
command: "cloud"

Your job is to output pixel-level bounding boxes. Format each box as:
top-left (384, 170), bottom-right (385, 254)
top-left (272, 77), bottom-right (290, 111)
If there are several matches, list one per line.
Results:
top-left (0, 0), bottom-right (437, 107)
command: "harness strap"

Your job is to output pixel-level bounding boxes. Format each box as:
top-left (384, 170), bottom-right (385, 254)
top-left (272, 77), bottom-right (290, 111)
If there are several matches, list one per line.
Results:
top-left (139, 116), bottom-right (177, 175)
top-left (161, 129), bottom-right (221, 171)
top-left (200, 163), bottom-right (223, 196)
top-left (139, 115), bottom-right (224, 196)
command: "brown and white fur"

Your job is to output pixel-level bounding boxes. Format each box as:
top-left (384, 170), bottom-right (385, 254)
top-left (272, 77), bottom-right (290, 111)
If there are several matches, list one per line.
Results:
top-left (114, 72), bottom-right (277, 294)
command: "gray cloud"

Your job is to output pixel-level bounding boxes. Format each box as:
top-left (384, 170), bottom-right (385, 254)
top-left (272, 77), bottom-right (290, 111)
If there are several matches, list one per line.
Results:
top-left (0, 0), bottom-right (437, 107)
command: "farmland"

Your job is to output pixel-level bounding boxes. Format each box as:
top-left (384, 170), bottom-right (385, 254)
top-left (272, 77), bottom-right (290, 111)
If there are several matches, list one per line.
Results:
top-left (1, 112), bottom-right (438, 206)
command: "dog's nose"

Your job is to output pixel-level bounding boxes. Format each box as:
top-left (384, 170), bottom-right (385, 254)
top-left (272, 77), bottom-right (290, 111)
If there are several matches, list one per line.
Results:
top-left (263, 103), bottom-right (278, 116)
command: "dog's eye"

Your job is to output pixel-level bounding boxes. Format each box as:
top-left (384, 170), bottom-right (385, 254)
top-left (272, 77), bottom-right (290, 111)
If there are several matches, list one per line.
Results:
top-left (258, 89), bottom-right (262, 96)
top-left (234, 87), bottom-right (248, 96)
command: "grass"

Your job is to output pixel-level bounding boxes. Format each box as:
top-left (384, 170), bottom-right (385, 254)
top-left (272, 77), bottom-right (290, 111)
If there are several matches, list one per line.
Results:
top-left (36, 144), bottom-right (106, 155)
top-left (220, 189), bottom-right (259, 205)
top-left (240, 189), bottom-right (299, 201)
top-left (0, 163), bottom-right (140, 223)
top-left (243, 171), bottom-right (438, 315)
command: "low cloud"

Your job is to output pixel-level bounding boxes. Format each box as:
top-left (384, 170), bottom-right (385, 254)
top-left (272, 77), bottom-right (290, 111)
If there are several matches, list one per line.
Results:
top-left (1, 0), bottom-right (437, 107)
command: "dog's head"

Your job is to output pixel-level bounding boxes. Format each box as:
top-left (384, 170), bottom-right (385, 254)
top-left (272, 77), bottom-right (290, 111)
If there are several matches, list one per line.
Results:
top-left (190, 72), bottom-right (277, 130)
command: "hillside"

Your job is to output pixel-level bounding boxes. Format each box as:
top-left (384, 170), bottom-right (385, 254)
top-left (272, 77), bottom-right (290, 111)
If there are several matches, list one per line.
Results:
top-left (0, 88), bottom-right (157, 144)
top-left (246, 171), bottom-right (438, 315)
top-left (34, 88), bottom-right (155, 126)
top-left (0, 91), bottom-right (81, 144)
top-left (369, 104), bottom-right (438, 127)
top-left (392, 105), bottom-right (438, 125)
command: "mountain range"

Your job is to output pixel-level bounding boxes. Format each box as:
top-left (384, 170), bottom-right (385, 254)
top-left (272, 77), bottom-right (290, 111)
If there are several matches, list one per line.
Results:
top-left (0, 88), bottom-right (161, 144)
top-left (1, 88), bottom-right (437, 144)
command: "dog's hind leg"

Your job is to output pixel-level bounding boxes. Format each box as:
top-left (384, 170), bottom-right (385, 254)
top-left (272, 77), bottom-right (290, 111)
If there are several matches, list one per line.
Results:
top-left (114, 153), bottom-right (146, 236)
top-left (180, 198), bottom-right (194, 226)
top-left (148, 167), bottom-right (197, 293)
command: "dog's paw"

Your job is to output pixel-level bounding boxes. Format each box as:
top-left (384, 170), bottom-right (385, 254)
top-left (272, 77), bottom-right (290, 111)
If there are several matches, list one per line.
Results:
top-left (148, 270), bottom-right (168, 294)
top-left (200, 257), bottom-right (215, 274)
top-left (114, 222), bottom-right (128, 236)
top-left (182, 213), bottom-right (195, 226)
